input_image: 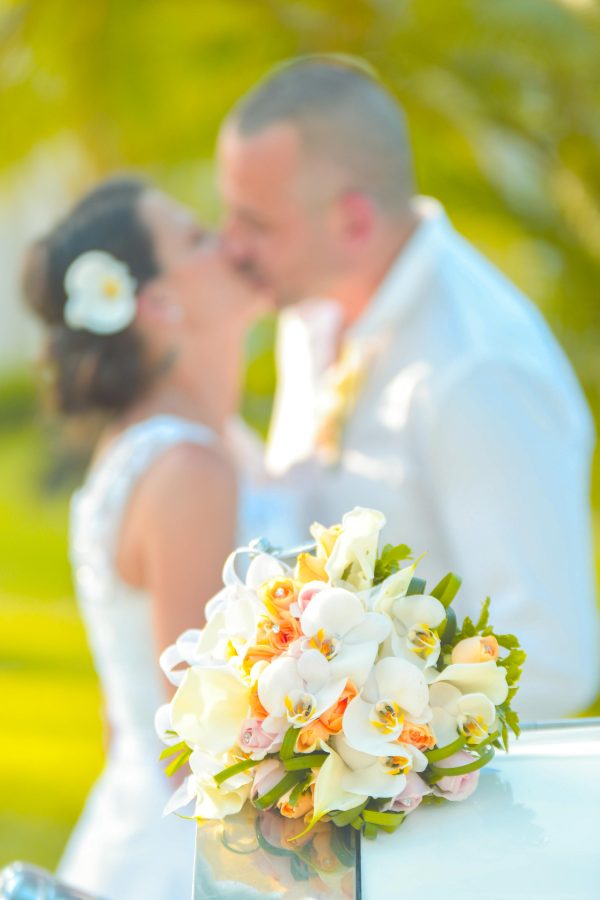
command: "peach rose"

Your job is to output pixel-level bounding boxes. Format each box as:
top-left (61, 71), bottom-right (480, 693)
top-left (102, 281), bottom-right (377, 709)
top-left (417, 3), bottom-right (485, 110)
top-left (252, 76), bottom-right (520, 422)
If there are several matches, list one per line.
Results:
top-left (318, 681), bottom-right (358, 735)
top-left (397, 721), bottom-right (436, 751)
top-left (295, 720), bottom-right (331, 754)
top-left (266, 614), bottom-right (303, 654)
top-left (278, 787), bottom-right (314, 819)
top-left (451, 635), bottom-right (500, 664)
top-left (249, 683), bottom-right (269, 720)
top-left (295, 552), bottom-right (328, 585)
top-left (260, 577), bottom-right (298, 618)
top-left (244, 642), bottom-right (278, 671)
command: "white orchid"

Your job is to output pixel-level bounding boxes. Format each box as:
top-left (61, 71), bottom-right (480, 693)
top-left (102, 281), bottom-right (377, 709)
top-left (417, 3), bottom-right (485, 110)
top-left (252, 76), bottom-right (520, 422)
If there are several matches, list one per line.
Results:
top-left (332, 734), bottom-right (428, 799)
top-left (299, 587), bottom-right (390, 686)
top-left (170, 665), bottom-right (250, 756)
top-left (343, 657), bottom-right (431, 756)
top-left (305, 742), bottom-right (368, 830)
top-left (258, 649), bottom-right (347, 730)
top-left (388, 593), bottom-right (446, 670)
top-left (63, 250), bottom-right (137, 334)
top-left (325, 507), bottom-right (386, 590)
top-left (429, 683), bottom-right (498, 748)
top-left (430, 660), bottom-right (508, 705)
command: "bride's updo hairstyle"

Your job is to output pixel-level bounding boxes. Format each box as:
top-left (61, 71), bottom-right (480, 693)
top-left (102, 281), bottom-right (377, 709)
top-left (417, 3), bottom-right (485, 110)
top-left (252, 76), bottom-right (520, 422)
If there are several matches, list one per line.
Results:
top-left (22, 176), bottom-right (160, 415)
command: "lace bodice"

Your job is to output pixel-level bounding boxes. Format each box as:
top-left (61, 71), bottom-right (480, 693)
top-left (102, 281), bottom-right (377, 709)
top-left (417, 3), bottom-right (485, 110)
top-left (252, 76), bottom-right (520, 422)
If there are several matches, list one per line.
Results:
top-left (70, 415), bottom-right (216, 762)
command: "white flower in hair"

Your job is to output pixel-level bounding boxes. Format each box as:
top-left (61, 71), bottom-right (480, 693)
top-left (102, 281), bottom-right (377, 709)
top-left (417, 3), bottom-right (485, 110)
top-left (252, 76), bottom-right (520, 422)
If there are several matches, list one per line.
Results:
top-left (63, 250), bottom-right (137, 335)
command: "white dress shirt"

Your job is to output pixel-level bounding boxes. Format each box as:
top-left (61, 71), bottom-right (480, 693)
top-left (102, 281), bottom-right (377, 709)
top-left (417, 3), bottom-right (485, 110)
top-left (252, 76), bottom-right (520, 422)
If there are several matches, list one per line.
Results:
top-left (266, 197), bottom-right (599, 719)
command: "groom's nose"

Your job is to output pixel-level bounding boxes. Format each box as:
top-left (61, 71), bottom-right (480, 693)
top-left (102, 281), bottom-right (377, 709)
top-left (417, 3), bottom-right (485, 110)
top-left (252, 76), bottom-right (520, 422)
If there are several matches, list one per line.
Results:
top-left (221, 219), bottom-right (255, 270)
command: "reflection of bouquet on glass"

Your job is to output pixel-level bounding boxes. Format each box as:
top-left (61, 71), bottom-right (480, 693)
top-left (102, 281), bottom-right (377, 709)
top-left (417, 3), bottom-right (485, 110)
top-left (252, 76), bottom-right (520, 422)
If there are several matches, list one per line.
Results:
top-left (157, 508), bottom-right (525, 841)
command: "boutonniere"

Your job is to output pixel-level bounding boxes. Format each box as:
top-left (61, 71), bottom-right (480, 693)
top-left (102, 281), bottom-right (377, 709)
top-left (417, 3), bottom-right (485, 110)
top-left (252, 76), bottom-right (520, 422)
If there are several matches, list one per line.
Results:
top-left (314, 339), bottom-right (376, 467)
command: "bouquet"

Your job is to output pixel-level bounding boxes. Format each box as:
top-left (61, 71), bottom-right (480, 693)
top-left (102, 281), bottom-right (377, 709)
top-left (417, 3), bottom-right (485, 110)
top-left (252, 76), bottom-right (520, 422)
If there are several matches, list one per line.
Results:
top-left (157, 507), bottom-right (525, 842)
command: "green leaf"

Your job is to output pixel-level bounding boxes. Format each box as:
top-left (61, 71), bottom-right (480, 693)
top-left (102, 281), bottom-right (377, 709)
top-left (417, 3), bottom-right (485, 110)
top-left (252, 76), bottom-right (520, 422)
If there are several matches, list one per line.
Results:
top-left (283, 753), bottom-right (327, 771)
top-left (214, 757), bottom-right (260, 786)
top-left (288, 777), bottom-right (312, 808)
top-left (495, 633), bottom-right (521, 649)
top-left (254, 771), bottom-right (305, 810)
top-left (474, 597), bottom-right (491, 631)
top-left (424, 734), bottom-right (466, 762)
top-left (430, 572), bottom-right (462, 608)
top-left (165, 748), bottom-right (192, 778)
top-left (159, 740), bottom-right (188, 761)
top-left (438, 606), bottom-right (457, 643)
top-left (373, 543), bottom-right (412, 584)
top-left (362, 809), bottom-right (406, 828)
top-left (406, 576), bottom-right (427, 595)
top-left (330, 801), bottom-right (368, 827)
top-left (280, 725), bottom-right (299, 760)
top-left (429, 745), bottom-right (494, 776)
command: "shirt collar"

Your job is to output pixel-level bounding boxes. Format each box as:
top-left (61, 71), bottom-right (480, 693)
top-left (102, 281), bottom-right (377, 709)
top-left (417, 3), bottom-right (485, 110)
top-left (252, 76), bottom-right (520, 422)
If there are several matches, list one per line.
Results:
top-left (346, 196), bottom-right (450, 343)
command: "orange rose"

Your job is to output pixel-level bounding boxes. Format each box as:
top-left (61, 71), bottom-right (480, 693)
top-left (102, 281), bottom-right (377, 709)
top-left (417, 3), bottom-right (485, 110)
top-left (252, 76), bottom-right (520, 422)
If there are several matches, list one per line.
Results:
top-left (318, 682), bottom-right (358, 735)
top-left (260, 577), bottom-right (298, 618)
top-left (295, 552), bottom-right (328, 585)
top-left (266, 614), bottom-right (303, 654)
top-left (243, 642), bottom-right (278, 671)
top-left (397, 721), bottom-right (436, 751)
top-left (451, 635), bottom-right (500, 664)
top-left (295, 523), bottom-right (342, 585)
top-left (249, 683), bottom-right (269, 720)
top-left (295, 720), bottom-right (330, 753)
top-left (278, 788), bottom-right (314, 819)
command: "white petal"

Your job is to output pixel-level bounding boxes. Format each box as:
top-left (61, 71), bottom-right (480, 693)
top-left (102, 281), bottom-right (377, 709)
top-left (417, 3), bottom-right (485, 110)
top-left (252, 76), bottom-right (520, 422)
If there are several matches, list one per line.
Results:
top-left (342, 697), bottom-right (400, 755)
top-left (171, 666), bottom-right (249, 755)
top-left (314, 676), bottom-right (349, 718)
top-left (434, 661), bottom-right (508, 705)
top-left (429, 681), bottom-right (462, 714)
top-left (431, 708), bottom-right (459, 747)
top-left (328, 641), bottom-right (377, 687)
top-left (393, 594), bottom-right (446, 631)
top-left (374, 657), bottom-right (430, 718)
top-left (297, 648), bottom-right (331, 692)
top-left (370, 562), bottom-right (418, 615)
top-left (456, 692), bottom-right (496, 727)
top-left (313, 743), bottom-right (368, 820)
top-left (345, 611), bottom-right (391, 645)
top-left (163, 775), bottom-right (197, 816)
top-left (246, 553), bottom-right (287, 588)
top-left (342, 761), bottom-right (406, 799)
top-left (300, 588), bottom-right (364, 639)
top-left (258, 657), bottom-right (299, 717)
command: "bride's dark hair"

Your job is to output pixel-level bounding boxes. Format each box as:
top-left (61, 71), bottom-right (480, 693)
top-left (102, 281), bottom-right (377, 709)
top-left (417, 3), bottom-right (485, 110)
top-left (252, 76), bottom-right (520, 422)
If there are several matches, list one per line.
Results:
top-left (22, 175), bottom-right (160, 415)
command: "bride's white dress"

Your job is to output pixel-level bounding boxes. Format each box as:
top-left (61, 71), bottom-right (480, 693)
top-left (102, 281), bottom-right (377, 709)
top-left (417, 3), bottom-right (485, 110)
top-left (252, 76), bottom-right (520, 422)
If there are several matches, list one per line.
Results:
top-left (57, 415), bottom-right (218, 900)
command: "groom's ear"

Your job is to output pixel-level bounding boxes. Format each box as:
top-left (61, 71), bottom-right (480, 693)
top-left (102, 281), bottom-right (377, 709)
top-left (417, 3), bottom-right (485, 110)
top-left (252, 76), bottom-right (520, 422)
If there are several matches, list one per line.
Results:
top-left (335, 191), bottom-right (376, 247)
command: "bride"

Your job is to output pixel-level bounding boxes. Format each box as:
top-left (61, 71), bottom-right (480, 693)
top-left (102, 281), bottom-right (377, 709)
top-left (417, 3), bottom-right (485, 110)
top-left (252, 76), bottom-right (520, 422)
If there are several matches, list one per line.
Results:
top-left (22, 175), bottom-right (265, 899)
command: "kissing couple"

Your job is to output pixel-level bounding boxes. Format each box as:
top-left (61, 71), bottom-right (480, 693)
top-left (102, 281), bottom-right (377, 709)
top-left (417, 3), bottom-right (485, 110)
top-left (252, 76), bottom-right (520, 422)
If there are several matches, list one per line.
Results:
top-left (23, 57), bottom-right (598, 899)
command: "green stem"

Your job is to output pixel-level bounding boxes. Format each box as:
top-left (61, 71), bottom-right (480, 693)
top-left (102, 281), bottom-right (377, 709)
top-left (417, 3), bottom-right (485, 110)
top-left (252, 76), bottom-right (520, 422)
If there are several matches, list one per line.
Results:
top-left (254, 771), bottom-right (305, 810)
top-left (429, 745), bottom-right (494, 777)
top-left (280, 725), bottom-right (299, 760)
top-left (362, 809), bottom-right (406, 828)
top-left (424, 734), bottom-right (466, 762)
top-left (283, 753), bottom-right (327, 771)
top-left (214, 757), bottom-right (260, 786)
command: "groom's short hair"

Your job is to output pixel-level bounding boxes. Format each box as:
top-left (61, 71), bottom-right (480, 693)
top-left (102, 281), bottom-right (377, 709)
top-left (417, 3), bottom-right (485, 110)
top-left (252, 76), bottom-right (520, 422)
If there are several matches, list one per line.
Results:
top-left (226, 56), bottom-right (415, 214)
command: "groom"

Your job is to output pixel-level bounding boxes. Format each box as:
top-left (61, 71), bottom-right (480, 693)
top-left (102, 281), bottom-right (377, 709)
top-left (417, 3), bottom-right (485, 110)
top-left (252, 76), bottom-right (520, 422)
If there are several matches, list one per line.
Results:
top-left (218, 57), bottom-right (599, 719)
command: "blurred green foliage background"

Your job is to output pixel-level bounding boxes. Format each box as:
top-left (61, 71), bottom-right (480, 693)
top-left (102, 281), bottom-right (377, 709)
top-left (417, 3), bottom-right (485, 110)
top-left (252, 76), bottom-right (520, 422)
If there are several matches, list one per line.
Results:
top-left (1, 0), bottom-right (599, 873)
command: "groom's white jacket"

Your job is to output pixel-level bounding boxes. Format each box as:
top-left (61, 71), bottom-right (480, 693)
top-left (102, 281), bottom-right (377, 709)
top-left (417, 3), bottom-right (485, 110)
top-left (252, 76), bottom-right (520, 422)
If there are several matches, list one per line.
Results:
top-left (265, 197), bottom-right (599, 720)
